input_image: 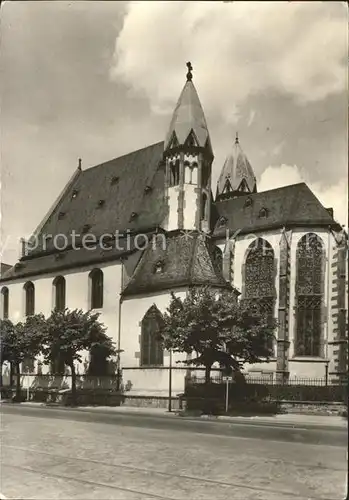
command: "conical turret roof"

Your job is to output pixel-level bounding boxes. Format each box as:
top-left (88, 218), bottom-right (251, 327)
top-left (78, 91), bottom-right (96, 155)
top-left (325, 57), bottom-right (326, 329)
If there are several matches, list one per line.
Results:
top-left (164, 63), bottom-right (211, 152)
top-left (216, 134), bottom-right (256, 199)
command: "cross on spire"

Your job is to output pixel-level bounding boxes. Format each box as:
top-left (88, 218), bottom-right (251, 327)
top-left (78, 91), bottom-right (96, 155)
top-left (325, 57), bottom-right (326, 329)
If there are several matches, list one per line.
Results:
top-left (235, 132), bottom-right (239, 144)
top-left (186, 61), bottom-right (193, 81)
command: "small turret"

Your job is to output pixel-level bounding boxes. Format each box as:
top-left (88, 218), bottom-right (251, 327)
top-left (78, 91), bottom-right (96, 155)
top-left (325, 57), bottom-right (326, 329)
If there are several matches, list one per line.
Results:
top-left (216, 133), bottom-right (256, 201)
top-left (163, 64), bottom-right (213, 233)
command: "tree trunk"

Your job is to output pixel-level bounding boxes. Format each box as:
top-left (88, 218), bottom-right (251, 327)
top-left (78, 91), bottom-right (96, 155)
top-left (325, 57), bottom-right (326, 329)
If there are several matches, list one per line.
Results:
top-left (10, 362), bottom-right (14, 388)
top-left (15, 362), bottom-right (21, 400)
top-left (204, 365), bottom-right (211, 384)
top-left (70, 363), bottom-right (77, 406)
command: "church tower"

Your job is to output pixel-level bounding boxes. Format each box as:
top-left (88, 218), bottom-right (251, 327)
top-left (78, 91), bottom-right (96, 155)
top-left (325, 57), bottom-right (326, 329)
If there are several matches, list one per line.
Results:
top-left (163, 63), bottom-right (214, 233)
top-left (216, 133), bottom-right (256, 202)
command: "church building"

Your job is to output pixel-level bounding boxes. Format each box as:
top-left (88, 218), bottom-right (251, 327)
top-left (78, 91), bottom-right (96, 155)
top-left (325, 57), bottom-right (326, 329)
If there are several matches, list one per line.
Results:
top-left (1, 64), bottom-right (347, 397)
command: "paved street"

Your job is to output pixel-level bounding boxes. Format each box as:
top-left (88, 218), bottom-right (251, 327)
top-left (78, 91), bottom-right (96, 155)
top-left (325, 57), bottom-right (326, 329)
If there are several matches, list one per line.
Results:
top-left (0, 405), bottom-right (347, 500)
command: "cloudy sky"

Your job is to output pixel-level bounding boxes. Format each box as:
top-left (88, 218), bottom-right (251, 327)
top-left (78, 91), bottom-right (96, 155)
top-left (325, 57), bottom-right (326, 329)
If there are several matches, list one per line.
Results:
top-left (1, 1), bottom-right (347, 264)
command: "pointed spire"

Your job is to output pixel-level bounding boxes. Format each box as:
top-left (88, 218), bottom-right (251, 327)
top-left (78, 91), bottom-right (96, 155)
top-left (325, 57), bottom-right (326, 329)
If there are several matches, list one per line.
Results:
top-left (216, 134), bottom-right (257, 200)
top-left (164, 63), bottom-right (212, 153)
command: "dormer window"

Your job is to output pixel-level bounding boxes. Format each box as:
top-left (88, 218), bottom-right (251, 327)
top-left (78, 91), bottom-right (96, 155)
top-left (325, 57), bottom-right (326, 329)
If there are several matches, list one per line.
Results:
top-left (259, 208), bottom-right (269, 218)
top-left (244, 197), bottom-right (252, 207)
top-left (153, 260), bottom-right (164, 274)
top-left (129, 212), bottom-right (138, 222)
top-left (72, 189), bottom-right (79, 199)
top-left (58, 211), bottom-right (66, 220)
top-left (82, 224), bottom-right (91, 233)
top-left (111, 176), bottom-right (119, 185)
top-left (144, 186), bottom-right (152, 194)
top-left (218, 216), bottom-right (227, 227)
top-left (97, 199), bottom-right (105, 208)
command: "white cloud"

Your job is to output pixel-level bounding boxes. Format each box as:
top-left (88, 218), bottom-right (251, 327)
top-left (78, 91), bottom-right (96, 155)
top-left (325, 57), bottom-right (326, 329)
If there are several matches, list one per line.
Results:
top-left (259, 164), bottom-right (348, 227)
top-left (247, 110), bottom-right (256, 127)
top-left (111, 2), bottom-right (347, 121)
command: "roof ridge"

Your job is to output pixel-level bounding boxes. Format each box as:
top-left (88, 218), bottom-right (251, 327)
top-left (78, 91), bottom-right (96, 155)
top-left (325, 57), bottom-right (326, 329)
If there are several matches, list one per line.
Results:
top-left (188, 235), bottom-right (198, 282)
top-left (123, 233), bottom-right (156, 289)
top-left (83, 141), bottom-right (164, 173)
top-left (216, 181), bottom-right (308, 204)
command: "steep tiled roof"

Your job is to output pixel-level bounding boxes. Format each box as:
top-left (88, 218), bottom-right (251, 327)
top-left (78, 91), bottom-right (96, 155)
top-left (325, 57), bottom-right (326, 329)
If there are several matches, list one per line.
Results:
top-left (216, 135), bottom-right (256, 199)
top-left (164, 80), bottom-right (211, 152)
top-left (1, 263), bottom-right (12, 278)
top-left (1, 139), bottom-right (340, 286)
top-left (212, 182), bottom-right (340, 238)
top-left (122, 232), bottom-right (230, 297)
top-left (26, 142), bottom-right (167, 255)
top-left (0, 235), bottom-right (149, 282)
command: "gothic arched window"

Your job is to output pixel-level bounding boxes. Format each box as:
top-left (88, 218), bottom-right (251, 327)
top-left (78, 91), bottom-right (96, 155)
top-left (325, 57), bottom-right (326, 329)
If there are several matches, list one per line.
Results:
top-left (53, 276), bottom-right (66, 311)
top-left (169, 160), bottom-right (180, 186)
top-left (140, 305), bottom-right (164, 366)
top-left (212, 246), bottom-right (223, 273)
top-left (24, 281), bottom-right (35, 316)
top-left (1, 287), bottom-right (9, 319)
top-left (243, 238), bottom-right (275, 323)
top-left (89, 269), bottom-right (103, 309)
top-left (295, 233), bottom-right (324, 357)
top-left (190, 162), bottom-right (198, 185)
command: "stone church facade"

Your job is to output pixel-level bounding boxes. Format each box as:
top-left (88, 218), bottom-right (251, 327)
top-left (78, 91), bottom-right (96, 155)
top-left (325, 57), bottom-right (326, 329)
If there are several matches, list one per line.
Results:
top-left (1, 65), bottom-right (347, 396)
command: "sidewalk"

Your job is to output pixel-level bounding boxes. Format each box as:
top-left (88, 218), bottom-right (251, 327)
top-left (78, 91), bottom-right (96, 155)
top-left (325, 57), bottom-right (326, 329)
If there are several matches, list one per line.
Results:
top-left (3, 401), bottom-right (347, 428)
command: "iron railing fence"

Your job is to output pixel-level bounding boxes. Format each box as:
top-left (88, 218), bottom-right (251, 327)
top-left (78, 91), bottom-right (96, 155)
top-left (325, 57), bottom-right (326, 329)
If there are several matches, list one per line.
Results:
top-left (188, 374), bottom-right (347, 386)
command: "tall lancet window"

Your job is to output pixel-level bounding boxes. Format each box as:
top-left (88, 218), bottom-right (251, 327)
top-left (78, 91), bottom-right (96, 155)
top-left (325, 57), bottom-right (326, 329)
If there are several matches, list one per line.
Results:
top-left (53, 276), bottom-right (66, 311)
top-left (295, 233), bottom-right (324, 357)
top-left (89, 268), bottom-right (104, 309)
top-left (212, 246), bottom-right (223, 273)
top-left (184, 161), bottom-right (198, 185)
top-left (169, 160), bottom-right (180, 186)
top-left (24, 281), bottom-right (35, 316)
top-left (140, 305), bottom-right (164, 366)
top-left (243, 238), bottom-right (275, 326)
top-left (191, 162), bottom-right (198, 184)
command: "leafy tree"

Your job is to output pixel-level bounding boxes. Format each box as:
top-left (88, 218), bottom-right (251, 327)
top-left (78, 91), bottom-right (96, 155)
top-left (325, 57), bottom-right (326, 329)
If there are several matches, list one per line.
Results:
top-left (0, 315), bottom-right (46, 399)
top-left (40, 308), bottom-right (116, 405)
top-left (159, 287), bottom-right (277, 384)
